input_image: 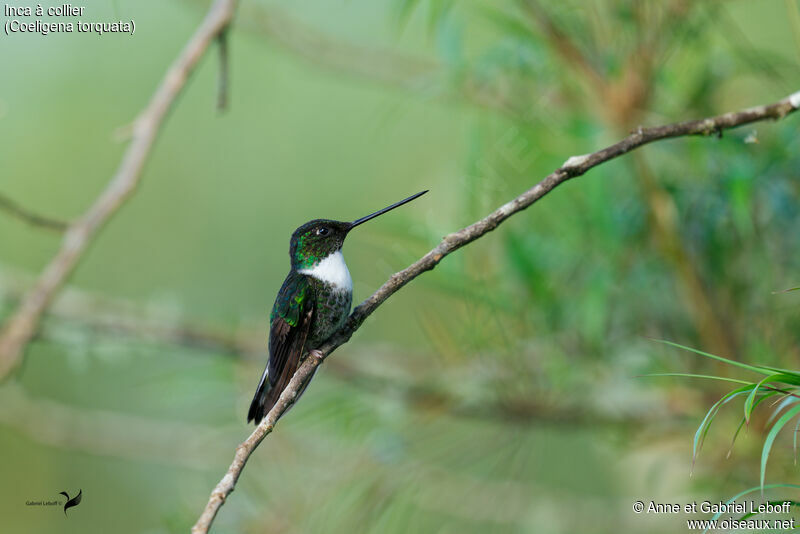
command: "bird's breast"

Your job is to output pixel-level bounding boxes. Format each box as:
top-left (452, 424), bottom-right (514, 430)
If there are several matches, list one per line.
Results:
top-left (308, 281), bottom-right (352, 347)
top-left (298, 250), bottom-right (352, 292)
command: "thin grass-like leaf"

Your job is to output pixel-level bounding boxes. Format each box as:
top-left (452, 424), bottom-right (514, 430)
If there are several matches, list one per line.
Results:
top-left (766, 396), bottom-right (800, 426)
top-left (793, 416), bottom-right (800, 465)
top-left (728, 417), bottom-right (747, 460)
top-left (696, 389), bottom-right (751, 458)
top-left (743, 375), bottom-right (797, 424)
top-left (729, 391), bottom-right (780, 458)
top-left (642, 372), bottom-right (751, 385)
top-left (740, 364), bottom-right (800, 378)
top-left (773, 286), bottom-right (800, 294)
top-left (761, 404), bottom-right (800, 493)
top-left (655, 339), bottom-right (773, 376)
top-left (758, 370), bottom-right (800, 383)
top-left (693, 386), bottom-right (755, 470)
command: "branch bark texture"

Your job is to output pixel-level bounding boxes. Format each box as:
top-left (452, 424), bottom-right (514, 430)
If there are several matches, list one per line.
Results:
top-left (0, 0), bottom-right (239, 380)
top-left (192, 92), bottom-right (800, 533)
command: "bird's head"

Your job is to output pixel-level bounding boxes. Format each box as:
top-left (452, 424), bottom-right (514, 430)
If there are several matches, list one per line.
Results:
top-left (289, 219), bottom-right (351, 270)
top-left (288, 190), bottom-right (428, 270)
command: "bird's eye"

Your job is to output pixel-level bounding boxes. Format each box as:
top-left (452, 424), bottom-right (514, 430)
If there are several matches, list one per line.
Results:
top-left (316, 227), bottom-right (329, 236)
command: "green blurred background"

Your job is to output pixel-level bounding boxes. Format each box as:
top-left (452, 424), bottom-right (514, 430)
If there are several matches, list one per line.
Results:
top-left (2, 0), bottom-right (800, 532)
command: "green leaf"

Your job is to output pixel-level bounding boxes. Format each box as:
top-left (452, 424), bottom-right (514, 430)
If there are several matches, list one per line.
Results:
top-left (766, 396), bottom-right (800, 426)
top-left (761, 404), bottom-right (800, 493)
top-left (693, 386), bottom-right (755, 468)
top-left (642, 373), bottom-right (751, 385)
top-left (729, 391), bottom-right (779, 457)
top-left (743, 374), bottom-right (800, 423)
top-left (773, 286), bottom-right (800, 293)
top-left (654, 339), bottom-right (774, 376)
top-left (794, 417), bottom-right (800, 463)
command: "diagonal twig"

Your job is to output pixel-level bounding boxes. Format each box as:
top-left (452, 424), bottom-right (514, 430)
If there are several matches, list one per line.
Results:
top-left (192, 91), bottom-right (800, 534)
top-left (0, 0), bottom-right (239, 381)
top-left (0, 192), bottom-right (70, 232)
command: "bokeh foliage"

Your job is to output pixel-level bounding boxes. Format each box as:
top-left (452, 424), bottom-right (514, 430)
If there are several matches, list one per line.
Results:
top-left (1, 0), bottom-right (800, 532)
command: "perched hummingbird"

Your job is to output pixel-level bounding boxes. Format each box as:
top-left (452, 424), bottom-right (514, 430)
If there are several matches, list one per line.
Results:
top-left (247, 190), bottom-right (428, 424)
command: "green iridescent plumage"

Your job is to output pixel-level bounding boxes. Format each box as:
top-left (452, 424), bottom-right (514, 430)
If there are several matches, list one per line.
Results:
top-left (271, 271), bottom-right (311, 328)
top-left (290, 219), bottom-right (347, 269)
top-left (269, 268), bottom-right (351, 346)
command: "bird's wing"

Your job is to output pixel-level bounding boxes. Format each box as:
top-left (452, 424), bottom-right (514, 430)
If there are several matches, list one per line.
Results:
top-left (247, 272), bottom-right (315, 423)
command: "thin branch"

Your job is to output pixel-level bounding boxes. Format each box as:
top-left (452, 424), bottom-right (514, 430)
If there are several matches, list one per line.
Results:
top-left (0, 0), bottom-right (239, 381)
top-left (217, 27), bottom-right (230, 111)
top-left (0, 192), bottom-right (69, 232)
top-left (192, 91), bottom-right (800, 533)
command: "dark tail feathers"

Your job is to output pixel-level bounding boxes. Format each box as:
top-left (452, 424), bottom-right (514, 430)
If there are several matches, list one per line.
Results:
top-left (247, 366), bottom-right (318, 425)
top-left (247, 370), bottom-right (272, 424)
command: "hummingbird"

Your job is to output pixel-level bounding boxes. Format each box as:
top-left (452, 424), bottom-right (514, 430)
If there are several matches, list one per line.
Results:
top-left (247, 190), bottom-right (428, 424)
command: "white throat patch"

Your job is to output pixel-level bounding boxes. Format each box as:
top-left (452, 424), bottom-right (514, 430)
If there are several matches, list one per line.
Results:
top-left (299, 251), bottom-right (352, 292)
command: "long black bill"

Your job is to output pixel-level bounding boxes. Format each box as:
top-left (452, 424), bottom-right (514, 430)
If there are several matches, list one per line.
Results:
top-left (349, 190), bottom-right (428, 229)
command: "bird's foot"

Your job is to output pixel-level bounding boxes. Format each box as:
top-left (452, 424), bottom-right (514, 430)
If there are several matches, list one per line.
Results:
top-left (309, 349), bottom-right (325, 361)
